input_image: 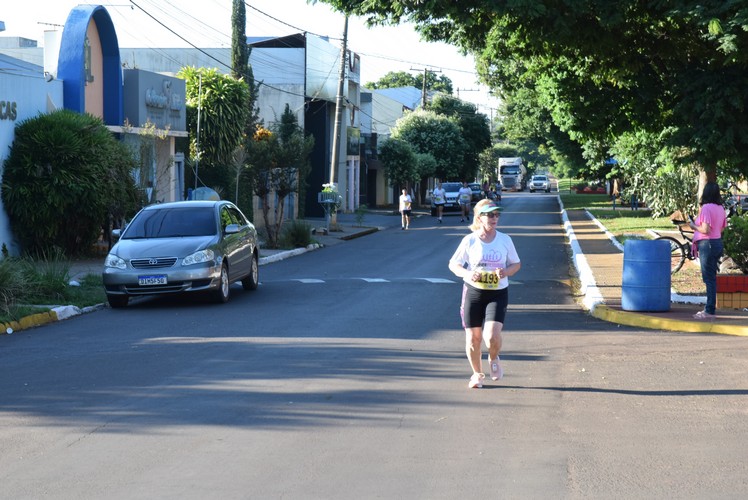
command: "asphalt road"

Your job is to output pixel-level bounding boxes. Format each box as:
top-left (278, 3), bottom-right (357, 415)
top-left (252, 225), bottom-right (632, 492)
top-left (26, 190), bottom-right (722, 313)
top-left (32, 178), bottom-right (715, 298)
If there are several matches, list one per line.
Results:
top-left (0, 192), bottom-right (747, 499)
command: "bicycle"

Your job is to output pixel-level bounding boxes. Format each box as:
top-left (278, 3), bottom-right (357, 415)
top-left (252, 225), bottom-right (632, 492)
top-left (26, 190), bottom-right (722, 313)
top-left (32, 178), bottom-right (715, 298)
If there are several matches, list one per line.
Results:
top-left (655, 219), bottom-right (695, 274)
top-left (656, 217), bottom-right (731, 274)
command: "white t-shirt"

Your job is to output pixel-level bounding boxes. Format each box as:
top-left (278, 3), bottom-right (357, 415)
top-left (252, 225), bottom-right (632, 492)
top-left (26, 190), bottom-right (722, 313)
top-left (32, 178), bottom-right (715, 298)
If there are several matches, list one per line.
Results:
top-left (449, 231), bottom-right (520, 290)
top-left (399, 194), bottom-right (412, 211)
top-left (432, 187), bottom-right (446, 204)
top-left (458, 186), bottom-right (472, 205)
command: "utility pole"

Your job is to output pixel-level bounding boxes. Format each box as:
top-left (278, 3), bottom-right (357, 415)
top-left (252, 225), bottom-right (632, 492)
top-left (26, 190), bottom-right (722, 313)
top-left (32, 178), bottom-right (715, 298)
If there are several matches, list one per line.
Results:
top-left (410, 66), bottom-right (441, 108)
top-left (456, 87), bottom-right (479, 99)
top-left (329, 15), bottom-right (349, 191)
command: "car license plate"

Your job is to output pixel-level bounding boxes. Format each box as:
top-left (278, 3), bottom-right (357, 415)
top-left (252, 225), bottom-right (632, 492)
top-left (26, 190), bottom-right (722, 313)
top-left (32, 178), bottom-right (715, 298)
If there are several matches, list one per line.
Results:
top-left (445, 203), bottom-right (454, 208)
top-left (138, 275), bottom-right (167, 286)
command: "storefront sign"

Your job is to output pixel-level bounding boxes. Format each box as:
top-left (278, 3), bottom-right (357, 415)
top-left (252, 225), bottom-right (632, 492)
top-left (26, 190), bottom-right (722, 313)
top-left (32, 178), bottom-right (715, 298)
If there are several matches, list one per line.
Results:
top-left (0, 100), bottom-right (18, 121)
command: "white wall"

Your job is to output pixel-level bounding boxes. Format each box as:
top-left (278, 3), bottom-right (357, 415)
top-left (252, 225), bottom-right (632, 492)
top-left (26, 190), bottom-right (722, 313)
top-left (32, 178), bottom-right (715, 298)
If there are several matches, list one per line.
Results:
top-left (371, 91), bottom-right (404, 137)
top-left (0, 72), bottom-right (64, 255)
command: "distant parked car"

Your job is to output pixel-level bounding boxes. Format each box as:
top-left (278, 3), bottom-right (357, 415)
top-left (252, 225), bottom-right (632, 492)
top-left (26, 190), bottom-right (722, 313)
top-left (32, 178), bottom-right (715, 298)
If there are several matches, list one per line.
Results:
top-left (469, 183), bottom-right (483, 203)
top-left (529, 175), bottom-right (551, 193)
top-left (102, 200), bottom-right (259, 308)
top-left (430, 182), bottom-right (463, 216)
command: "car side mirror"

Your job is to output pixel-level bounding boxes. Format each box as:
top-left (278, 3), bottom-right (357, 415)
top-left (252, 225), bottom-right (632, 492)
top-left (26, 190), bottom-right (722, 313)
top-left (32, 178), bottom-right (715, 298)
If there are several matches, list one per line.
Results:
top-left (224, 223), bottom-right (240, 235)
top-left (111, 229), bottom-right (122, 239)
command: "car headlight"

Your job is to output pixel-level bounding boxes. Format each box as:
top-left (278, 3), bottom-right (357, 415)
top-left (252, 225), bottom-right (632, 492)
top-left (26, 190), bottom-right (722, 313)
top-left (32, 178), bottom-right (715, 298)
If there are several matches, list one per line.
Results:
top-left (182, 249), bottom-right (215, 266)
top-left (104, 254), bottom-right (127, 270)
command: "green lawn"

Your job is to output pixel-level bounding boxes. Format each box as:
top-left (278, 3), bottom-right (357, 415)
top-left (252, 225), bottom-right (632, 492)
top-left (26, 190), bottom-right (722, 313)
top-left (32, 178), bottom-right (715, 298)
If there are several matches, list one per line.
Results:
top-left (558, 192), bottom-right (675, 236)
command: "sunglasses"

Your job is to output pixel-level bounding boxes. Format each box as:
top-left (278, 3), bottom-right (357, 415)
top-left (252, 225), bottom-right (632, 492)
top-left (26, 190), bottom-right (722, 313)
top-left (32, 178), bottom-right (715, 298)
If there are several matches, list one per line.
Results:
top-left (481, 212), bottom-right (500, 218)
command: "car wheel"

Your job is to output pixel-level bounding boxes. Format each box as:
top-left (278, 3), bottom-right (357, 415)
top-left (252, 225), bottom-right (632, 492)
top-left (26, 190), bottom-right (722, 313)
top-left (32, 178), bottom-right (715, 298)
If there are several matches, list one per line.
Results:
top-left (213, 263), bottom-right (230, 303)
top-left (546, 188), bottom-right (551, 193)
top-left (242, 252), bottom-right (259, 291)
top-left (530, 189), bottom-right (534, 193)
top-left (107, 294), bottom-right (128, 308)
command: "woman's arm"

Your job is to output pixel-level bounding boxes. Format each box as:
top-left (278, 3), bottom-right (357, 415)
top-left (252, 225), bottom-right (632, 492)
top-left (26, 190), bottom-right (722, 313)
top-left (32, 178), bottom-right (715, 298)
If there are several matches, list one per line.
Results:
top-left (503, 261), bottom-right (521, 278)
top-left (449, 261), bottom-right (471, 280)
top-left (689, 220), bottom-right (711, 234)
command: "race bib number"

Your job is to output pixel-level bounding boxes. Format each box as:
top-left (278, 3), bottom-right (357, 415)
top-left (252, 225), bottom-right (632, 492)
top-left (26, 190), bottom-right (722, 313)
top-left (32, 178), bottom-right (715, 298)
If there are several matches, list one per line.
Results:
top-left (459, 193), bottom-right (471, 202)
top-left (434, 194), bottom-right (444, 203)
top-left (472, 268), bottom-right (501, 290)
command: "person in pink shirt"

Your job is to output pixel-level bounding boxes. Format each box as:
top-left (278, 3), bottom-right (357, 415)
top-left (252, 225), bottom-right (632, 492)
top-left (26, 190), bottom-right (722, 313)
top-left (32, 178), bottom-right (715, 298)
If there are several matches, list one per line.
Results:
top-left (689, 181), bottom-right (727, 319)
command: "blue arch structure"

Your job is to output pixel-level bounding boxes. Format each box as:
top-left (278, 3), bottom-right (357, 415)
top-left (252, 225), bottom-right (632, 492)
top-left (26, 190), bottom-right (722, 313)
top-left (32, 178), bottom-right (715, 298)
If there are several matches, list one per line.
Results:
top-left (57, 5), bottom-right (123, 125)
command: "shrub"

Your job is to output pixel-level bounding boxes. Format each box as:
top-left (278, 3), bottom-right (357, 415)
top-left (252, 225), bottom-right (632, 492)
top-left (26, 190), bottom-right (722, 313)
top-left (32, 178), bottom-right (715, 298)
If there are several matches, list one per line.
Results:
top-left (355, 204), bottom-right (368, 227)
top-left (0, 257), bottom-right (24, 316)
top-left (280, 220), bottom-right (313, 249)
top-left (1, 110), bottom-right (142, 257)
top-left (723, 214), bottom-right (748, 274)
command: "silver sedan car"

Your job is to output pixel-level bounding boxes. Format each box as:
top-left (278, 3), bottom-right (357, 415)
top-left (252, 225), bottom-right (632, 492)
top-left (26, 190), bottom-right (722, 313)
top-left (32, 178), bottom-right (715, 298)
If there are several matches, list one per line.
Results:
top-left (102, 200), bottom-right (259, 308)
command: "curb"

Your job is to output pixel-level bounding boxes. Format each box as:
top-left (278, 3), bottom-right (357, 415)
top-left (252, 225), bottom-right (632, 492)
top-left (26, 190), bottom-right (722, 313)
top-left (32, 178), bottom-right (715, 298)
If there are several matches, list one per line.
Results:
top-left (561, 197), bottom-right (747, 336)
top-left (340, 227), bottom-right (379, 240)
top-left (591, 304), bottom-right (748, 336)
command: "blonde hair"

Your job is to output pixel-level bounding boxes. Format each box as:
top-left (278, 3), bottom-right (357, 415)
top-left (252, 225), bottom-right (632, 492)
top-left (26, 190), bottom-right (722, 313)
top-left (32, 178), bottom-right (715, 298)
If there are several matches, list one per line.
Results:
top-left (470, 199), bottom-right (495, 231)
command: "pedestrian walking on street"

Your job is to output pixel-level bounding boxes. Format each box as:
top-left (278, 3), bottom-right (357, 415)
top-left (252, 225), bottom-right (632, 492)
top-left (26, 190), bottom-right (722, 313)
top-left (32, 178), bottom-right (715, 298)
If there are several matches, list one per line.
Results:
top-left (399, 188), bottom-right (412, 230)
top-left (689, 181), bottom-right (727, 320)
top-left (432, 182), bottom-right (446, 223)
top-left (448, 199), bottom-right (521, 389)
top-left (458, 181), bottom-right (472, 222)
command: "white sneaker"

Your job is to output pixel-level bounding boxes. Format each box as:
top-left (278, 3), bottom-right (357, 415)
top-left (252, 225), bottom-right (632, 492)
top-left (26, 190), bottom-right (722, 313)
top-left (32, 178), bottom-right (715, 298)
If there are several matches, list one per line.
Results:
top-left (488, 354), bottom-right (503, 381)
top-left (468, 373), bottom-right (485, 389)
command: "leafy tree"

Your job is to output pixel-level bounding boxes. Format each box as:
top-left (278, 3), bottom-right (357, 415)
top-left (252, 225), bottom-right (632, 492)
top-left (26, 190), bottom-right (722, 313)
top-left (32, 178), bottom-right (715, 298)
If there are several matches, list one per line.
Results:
top-left (178, 66), bottom-right (250, 200)
top-left (365, 70), bottom-right (453, 94)
top-left (391, 109), bottom-right (466, 180)
top-left (248, 104), bottom-right (314, 248)
top-left (429, 93), bottom-right (491, 181)
top-left (379, 138), bottom-right (417, 190)
top-left (322, 0), bottom-right (748, 184)
top-left (1, 110), bottom-right (141, 256)
top-left (610, 131), bottom-right (699, 217)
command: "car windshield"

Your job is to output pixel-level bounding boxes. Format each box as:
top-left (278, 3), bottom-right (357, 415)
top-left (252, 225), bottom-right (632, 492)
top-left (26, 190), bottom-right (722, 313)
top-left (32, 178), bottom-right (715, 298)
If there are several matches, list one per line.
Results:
top-left (442, 183), bottom-right (462, 192)
top-left (122, 207), bottom-right (217, 239)
top-left (534, 176), bottom-right (547, 181)
top-left (501, 166), bottom-right (520, 175)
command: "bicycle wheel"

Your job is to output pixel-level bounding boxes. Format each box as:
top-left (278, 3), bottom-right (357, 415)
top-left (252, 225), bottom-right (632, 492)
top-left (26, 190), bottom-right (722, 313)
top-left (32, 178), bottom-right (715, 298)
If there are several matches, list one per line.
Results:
top-left (655, 236), bottom-right (686, 273)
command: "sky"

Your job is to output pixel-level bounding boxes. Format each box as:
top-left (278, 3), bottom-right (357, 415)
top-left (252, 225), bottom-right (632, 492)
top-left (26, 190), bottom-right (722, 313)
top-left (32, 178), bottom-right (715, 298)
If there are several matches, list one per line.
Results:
top-left (0, 0), bottom-right (500, 115)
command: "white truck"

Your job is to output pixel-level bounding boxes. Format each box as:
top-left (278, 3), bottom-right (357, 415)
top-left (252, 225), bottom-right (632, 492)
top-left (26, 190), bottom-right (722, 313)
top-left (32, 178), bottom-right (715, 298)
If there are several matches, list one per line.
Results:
top-left (498, 157), bottom-right (527, 191)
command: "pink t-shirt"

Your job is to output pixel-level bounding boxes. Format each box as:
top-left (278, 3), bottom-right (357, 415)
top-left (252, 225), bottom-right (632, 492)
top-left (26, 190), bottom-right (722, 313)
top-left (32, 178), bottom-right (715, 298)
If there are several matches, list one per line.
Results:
top-left (693, 203), bottom-right (727, 242)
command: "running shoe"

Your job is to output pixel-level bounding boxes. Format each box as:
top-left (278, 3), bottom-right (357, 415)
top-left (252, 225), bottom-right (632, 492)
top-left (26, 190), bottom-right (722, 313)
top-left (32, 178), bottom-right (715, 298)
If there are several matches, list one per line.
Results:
top-left (488, 354), bottom-right (503, 380)
top-left (693, 310), bottom-right (716, 320)
top-left (468, 373), bottom-right (484, 389)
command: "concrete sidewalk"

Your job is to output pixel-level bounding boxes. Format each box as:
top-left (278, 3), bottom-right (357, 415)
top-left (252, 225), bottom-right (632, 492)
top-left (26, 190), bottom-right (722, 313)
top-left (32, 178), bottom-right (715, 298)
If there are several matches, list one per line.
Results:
top-left (563, 203), bottom-right (748, 336)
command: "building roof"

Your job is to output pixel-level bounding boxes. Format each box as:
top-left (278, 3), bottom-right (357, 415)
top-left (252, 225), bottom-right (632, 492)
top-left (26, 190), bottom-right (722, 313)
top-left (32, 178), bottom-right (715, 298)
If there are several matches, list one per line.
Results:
top-left (371, 86), bottom-right (423, 110)
top-left (0, 51), bottom-right (43, 76)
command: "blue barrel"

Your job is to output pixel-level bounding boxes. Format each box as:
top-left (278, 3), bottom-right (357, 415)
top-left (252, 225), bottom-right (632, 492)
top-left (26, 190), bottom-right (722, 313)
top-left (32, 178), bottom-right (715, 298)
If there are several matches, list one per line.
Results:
top-left (621, 239), bottom-right (671, 312)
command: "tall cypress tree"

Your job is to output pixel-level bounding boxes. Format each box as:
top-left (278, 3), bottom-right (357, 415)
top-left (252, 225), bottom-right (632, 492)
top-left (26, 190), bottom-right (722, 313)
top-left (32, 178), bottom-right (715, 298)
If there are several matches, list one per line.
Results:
top-left (230, 0), bottom-right (260, 219)
top-left (231, 0), bottom-right (248, 81)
